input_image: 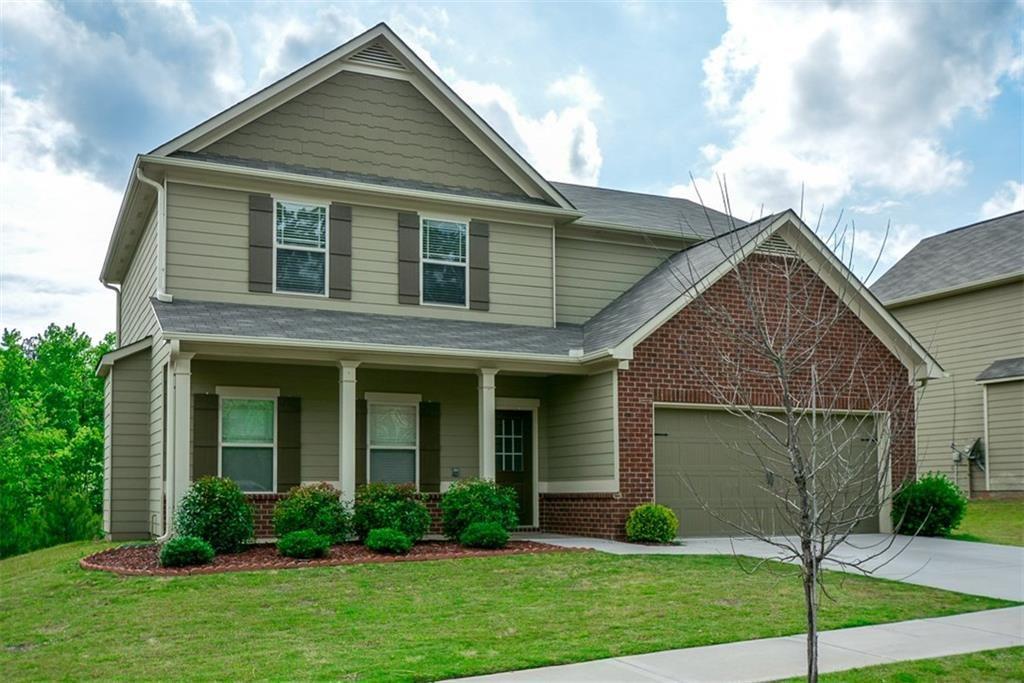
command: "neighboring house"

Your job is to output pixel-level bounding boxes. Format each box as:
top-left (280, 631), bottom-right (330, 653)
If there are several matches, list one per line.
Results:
top-left (873, 211), bottom-right (1024, 498)
top-left (97, 23), bottom-right (940, 541)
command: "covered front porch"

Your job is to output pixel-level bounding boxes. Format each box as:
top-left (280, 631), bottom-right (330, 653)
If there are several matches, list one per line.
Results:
top-left (161, 341), bottom-right (619, 537)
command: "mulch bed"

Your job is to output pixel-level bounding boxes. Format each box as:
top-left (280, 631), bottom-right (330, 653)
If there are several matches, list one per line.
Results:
top-left (80, 540), bottom-right (578, 576)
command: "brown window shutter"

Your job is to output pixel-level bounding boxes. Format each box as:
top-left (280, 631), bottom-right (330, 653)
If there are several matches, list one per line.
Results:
top-left (419, 401), bottom-right (441, 493)
top-left (277, 397), bottom-right (301, 492)
top-left (249, 194), bottom-right (273, 293)
top-left (397, 211), bottom-right (420, 304)
top-left (469, 220), bottom-right (490, 311)
top-left (329, 203), bottom-right (352, 299)
top-left (355, 398), bottom-right (368, 487)
top-left (192, 394), bottom-right (219, 480)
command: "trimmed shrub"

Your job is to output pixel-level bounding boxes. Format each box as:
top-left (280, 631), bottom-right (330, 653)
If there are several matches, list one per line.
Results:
top-left (625, 503), bottom-right (679, 543)
top-left (352, 483), bottom-right (431, 542)
top-left (892, 472), bottom-right (967, 537)
top-left (365, 527), bottom-right (412, 554)
top-left (459, 521), bottom-right (509, 549)
top-left (277, 530), bottom-right (331, 559)
top-left (273, 483), bottom-right (351, 542)
top-left (174, 477), bottom-right (254, 553)
top-left (440, 479), bottom-right (519, 541)
top-left (159, 535), bottom-right (214, 567)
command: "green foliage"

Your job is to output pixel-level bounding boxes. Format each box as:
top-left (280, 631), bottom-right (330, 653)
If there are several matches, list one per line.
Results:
top-left (439, 479), bottom-right (519, 541)
top-left (353, 483), bottom-right (431, 542)
top-left (892, 472), bottom-right (968, 537)
top-left (276, 530), bottom-right (332, 559)
top-left (273, 483), bottom-right (351, 542)
top-left (459, 521), bottom-right (509, 549)
top-left (0, 325), bottom-right (113, 557)
top-left (364, 527), bottom-right (412, 554)
top-left (175, 477), bottom-right (254, 553)
top-left (159, 536), bottom-right (215, 567)
top-left (625, 503), bottom-right (679, 543)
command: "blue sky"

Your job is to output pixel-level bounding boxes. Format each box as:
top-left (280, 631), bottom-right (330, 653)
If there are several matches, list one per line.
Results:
top-left (1, 1), bottom-right (1021, 339)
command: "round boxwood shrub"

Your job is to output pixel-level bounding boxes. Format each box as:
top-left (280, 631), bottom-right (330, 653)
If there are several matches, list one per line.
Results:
top-left (273, 483), bottom-right (351, 542)
top-left (459, 521), bottom-right (509, 549)
top-left (892, 472), bottom-right (967, 536)
top-left (365, 527), bottom-right (412, 555)
top-left (277, 530), bottom-right (332, 559)
top-left (174, 477), bottom-right (254, 553)
top-left (440, 479), bottom-right (518, 541)
top-left (352, 483), bottom-right (431, 542)
top-left (625, 503), bottom-right (679, 543)
top-left (159, 535), bottom-right (214, 567)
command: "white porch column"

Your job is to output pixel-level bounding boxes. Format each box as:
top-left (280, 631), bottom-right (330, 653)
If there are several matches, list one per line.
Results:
top-left (338, 361), bottom-right (361, 502)
top-left (478, 368), bottom-right (499, 481)
top-left (170, 352), bottom-right (194, 518)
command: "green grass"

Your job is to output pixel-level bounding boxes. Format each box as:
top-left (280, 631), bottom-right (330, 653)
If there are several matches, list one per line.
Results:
top-left (949, 500), bottom-right (1024, 547)
top-left (812, 646), bottom-right (1024, 681)
top-left (0, 543), bottom-right (1013, 681)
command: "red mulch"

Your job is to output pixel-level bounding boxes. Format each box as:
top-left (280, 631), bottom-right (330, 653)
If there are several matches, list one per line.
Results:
top-left (80, 540), bottom-right (578, 576)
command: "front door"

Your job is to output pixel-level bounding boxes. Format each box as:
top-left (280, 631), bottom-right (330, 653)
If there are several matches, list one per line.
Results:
top-left (495, 410), bottom-right (533, 526)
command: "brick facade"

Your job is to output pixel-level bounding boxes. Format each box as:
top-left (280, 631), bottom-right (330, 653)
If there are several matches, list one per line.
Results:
top-left (541, 255), bottom-right (917, 540)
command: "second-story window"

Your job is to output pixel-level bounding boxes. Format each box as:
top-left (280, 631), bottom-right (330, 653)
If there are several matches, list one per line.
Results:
top-left (275, 200), bottom-right (328, 295)
top-left (421, 217), bottom-right (468, 307)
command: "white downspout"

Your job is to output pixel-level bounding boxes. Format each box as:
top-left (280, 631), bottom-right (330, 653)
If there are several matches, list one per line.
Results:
top-left (101, 280), bottom-right (121, 346)
top-left (135, 168), bottom-right (171, 302)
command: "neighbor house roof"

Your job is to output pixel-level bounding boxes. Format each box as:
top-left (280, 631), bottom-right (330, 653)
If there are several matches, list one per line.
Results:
top-left (872, 211), bottom-right (1024, 305)
top-left (976, 357), bottom-right (1024, 383)
top-left (552, 182), bottom-right (742, 239)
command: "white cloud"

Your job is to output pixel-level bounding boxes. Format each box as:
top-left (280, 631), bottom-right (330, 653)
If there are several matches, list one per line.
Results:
top-left (455, 72), bottom-right (604, 184)
top-left (848, 223), bottom-right (927, 282)
top-left (682, 1), bottom-right (1020, 218)
top-left (980, 181), bottom-right (1024, 219)
top-left (0, 85), bottom-right (119, 339)
top-left (256, 9), bottom-right (367, 83)
top-left (849, 199), bottom-right (902, 216)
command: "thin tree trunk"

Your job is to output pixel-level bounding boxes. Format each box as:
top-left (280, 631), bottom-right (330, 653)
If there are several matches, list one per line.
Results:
top-left (802, 544), bottom-right (819, 683)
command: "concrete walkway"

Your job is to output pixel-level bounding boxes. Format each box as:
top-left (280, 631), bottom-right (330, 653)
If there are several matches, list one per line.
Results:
top-left (458, 606), bottom-right (1023, 682)
top-left (522, 533), bottom-right (1024, 601)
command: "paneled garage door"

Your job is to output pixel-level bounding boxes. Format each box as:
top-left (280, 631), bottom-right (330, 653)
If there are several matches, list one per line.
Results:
top-left (654, 408), bottom-right (880, 537)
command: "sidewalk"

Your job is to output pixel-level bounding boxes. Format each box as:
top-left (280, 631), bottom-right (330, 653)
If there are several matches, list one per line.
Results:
top-left (456, 606), bottom-right (1023, 682)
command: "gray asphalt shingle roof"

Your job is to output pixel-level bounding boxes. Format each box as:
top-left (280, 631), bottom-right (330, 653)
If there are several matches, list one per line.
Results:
top-left (976, 357), bottom-right (1024, 382)
top-left (152, 299), bottom-right (584, 357)
top-left (872, 211), bottom-right (1024, 304)
top-left (552, 182), bottom-right (744, 239)
top-left (583, 215), bottom-right (779, 351)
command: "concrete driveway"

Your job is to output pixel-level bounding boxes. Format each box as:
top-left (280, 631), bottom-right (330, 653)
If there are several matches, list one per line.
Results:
top-left (523, 533), bottom-right (1024, 601)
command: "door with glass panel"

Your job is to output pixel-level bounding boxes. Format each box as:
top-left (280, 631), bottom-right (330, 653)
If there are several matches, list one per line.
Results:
top-left (495, 410), bottom-right (532, 526)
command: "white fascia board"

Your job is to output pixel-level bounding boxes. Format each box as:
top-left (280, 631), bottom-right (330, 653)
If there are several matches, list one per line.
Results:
top-left (140, 155), bottom-right (581, 221)
top-left (976, 375), bottom-right (1024, 385)
top-left (100, 156), bottom-right (144, 283)
top-left (881, 271), bottom-right (1024, 309)
top-left (95, 336), bottom-right (153, 377)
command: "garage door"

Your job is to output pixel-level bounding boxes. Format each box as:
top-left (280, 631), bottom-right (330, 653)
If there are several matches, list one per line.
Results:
top-left (655, 408), bottom-right (880, 537)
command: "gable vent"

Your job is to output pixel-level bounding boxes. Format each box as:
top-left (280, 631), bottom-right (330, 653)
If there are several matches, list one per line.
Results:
top-left (349, 42), bottom-right (406, 70)
top-left (755, 234), bottom-right (797, 258)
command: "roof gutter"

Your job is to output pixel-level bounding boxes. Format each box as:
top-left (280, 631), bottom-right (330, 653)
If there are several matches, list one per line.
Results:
top-left (100, 280), bottom-right (121, 346)
top-left (881, 271), bottom-right (1024, 309)
top-left (135, 167), bottom-right (172, 302)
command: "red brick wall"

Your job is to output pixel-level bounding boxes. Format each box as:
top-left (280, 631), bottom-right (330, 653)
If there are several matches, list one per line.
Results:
top-left (541, 255), bottom-right (917, 540)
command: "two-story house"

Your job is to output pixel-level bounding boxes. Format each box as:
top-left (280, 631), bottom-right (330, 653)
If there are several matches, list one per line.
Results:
top-left (98, 23), bottom-right (940, 541)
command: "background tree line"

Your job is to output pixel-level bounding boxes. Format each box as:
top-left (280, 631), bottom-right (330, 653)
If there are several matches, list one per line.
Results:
top-left (1, 325), bottom-right (114, 557)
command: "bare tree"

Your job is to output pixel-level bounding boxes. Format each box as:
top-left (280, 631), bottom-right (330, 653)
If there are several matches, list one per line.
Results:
top-left (654, 186), bottom-right (921, 681)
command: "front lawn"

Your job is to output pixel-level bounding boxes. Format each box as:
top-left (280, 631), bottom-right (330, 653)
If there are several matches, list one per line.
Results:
top-left (949, 499), bottom-right (1024, 546)
top-left (0, 543), bottom-right (1012, 681)
top-left (813, 646), bottom-right (1023, 681)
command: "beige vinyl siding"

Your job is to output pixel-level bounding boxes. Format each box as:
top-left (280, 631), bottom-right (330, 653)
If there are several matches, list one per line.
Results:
top-left (201, 70), bottom-right (525, 198)
top-left (556, 235), bottom-right (683, 325)
top-left (106, 349), bottom-right (152, 538)
top-left (165, 182), bottom-right (553, 326)
top-left (544, 371), bottom-right (616, 481)
top-left (891, 281), bottom-right (1024, 493)
top-left (149, 341), bottom-right (170, 535)
top-left (190, 361), bottom-right (340, 486)
top-left (986, 380), bottom-right (1024, 492)
top-left (120, 211), bottom-right (159, 345)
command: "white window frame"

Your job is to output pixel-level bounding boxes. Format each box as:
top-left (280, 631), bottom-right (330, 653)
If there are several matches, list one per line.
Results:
top-left (216, 386), bottom-right (280, 494)
top-left (419, 215), bottom-right (469, 309)
top-left (272, 197), bottom-right (330, 298)
top-left (365, 392), bottom-right (421, 489)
